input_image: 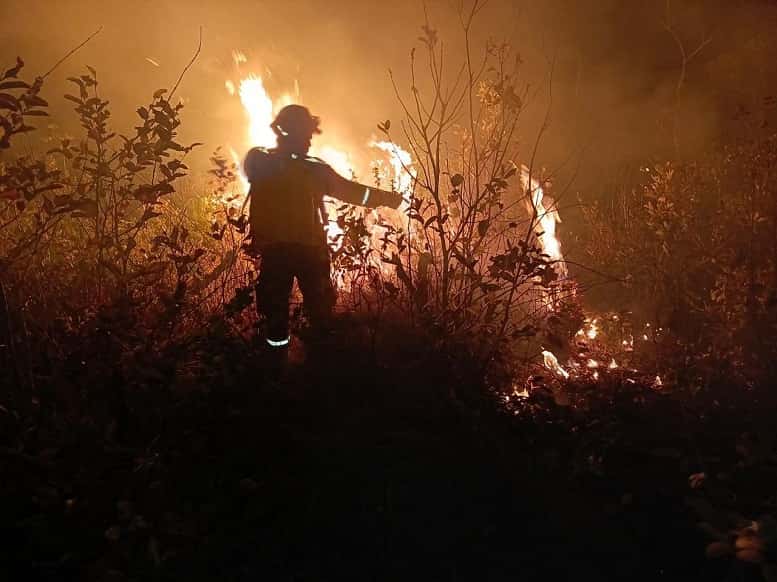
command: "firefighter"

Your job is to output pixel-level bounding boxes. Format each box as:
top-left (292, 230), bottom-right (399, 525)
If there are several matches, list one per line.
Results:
top-left (244, 104), bottom-right (402, 355)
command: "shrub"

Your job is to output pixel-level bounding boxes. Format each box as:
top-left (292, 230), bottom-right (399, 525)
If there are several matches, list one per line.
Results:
top-left (582, 136), bottom-right (777, 386)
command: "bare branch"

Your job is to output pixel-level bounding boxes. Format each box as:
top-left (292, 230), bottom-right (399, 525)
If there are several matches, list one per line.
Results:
top-left (41, 26), bottom-right (103, 79)
top-left (168, 26), bottom-right (203, 100)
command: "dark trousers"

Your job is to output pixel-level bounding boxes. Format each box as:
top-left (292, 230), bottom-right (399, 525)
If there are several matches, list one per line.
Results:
top-left (256, 243), bottom-right (335, 342)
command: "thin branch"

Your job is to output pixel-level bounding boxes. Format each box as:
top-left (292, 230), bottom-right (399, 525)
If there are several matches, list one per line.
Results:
top-left (168, 26), bottom-right (203, 100)
top-left (41, 26), bottom-right (103, 79)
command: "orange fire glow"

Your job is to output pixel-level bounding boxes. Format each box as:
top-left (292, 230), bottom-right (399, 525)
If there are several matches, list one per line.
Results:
top-left (225, 53), bottom-right (414, 234)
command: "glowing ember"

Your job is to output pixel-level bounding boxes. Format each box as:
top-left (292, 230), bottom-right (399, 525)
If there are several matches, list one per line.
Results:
top-left (586, 319), bottom-right (599, 340)
top-left (608, 358), bottom-right (618, 369)
top-left (514, 387), bottom-right (530, 399)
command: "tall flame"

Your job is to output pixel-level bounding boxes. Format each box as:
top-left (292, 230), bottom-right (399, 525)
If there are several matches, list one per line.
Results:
top-left (521, 166), bottom-right (567, 278)
top-left (226, 61), bottom-right (410, 190)
top-left (542, 349), bottom-right (570, 379)
top-left (238, 75), bottom-right (288, 149)
top-left (225, 53), bottom-right (416, 265)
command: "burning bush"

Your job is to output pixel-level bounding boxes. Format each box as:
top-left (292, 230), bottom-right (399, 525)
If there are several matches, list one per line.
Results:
top-left (317, 21), bottom-right (576, 378)
top-left (582, 138), bottom-right (777, 388)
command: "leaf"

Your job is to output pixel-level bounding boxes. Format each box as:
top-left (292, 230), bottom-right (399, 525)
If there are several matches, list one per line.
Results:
top-left (450, 173), bottom-right (464, 187)
top-left (0, 80), bottom-right (29, 90)
top-left (2, 57), bottom-right (23, 80)
top-left (23, 110), bottom-right (48, 117)
top-left (64, 94), bottom-right (83, 106)
top-left (156, 183), bottom-right (175, 195)
top-left (24, 94), bottom-right (48, 107)
top-left (477, 219), bottom-right (490, 237)
top-left (137, 106), bottom-right (149, 120)
top-left (0, 93), bottom-right (19, 110)
top-left (152, 88), bottom-right (167, 99)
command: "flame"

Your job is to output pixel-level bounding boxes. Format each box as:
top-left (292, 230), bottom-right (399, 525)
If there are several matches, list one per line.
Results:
top-left (232, 50), bottom-right (247, 65)
top-left (237, 75), bottom-right (291, 150)
top-left (542, 350), bottom-right (570, 379)
top-left (521, 166), bottom-right (567, 278)
top-left (513, 387), bottom-right (530, 399)
top-left (312, 145), bottom-right (354, 179)
top-left (369, 140), bottom-right (416, 196)
top-left (225, 52), bottom-right (416, 283)
top-left (226, 57), bottom-right (414, 198)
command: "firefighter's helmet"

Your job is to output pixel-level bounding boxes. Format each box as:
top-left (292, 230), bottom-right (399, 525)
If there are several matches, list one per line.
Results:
top-left (271, 105), bottom-right (321, 138)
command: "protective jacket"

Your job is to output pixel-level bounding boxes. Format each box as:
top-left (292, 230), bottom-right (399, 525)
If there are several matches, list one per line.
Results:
top-left (244, 146), bottom-right (402, 247)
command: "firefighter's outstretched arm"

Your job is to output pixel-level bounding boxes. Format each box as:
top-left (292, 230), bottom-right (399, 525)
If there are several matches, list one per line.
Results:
top-left (325, 166), bottom-right (403, 210)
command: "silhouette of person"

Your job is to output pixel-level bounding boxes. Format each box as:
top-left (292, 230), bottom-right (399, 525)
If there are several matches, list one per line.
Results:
top-left (244, 104), bottom-right (402, 352)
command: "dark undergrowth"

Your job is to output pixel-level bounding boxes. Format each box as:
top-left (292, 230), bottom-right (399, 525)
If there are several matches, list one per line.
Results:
top-left (1, 311), bottom-right (771, 582)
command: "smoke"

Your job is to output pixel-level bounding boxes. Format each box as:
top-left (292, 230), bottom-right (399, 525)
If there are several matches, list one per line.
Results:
top-left (2, 0), bottom-right (776, 191)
